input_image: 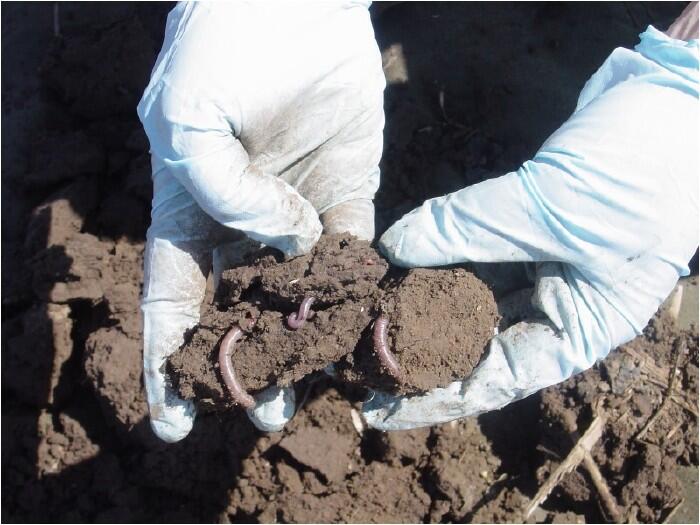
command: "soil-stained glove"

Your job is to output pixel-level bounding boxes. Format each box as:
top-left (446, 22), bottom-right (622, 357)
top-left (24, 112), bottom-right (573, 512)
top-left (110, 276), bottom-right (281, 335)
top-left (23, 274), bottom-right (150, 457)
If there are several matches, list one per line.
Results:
top-left (365, 26), bottom-right (698, 430)
top-left (138, 1), bottom-right (384, 442)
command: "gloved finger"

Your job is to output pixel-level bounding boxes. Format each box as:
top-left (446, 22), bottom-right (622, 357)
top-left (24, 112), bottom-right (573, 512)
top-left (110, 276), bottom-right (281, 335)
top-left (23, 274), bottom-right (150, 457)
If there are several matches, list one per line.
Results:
top-left (379, 29), bottom-right (698, 270)
top-left (246, 385), bottom-right (296, 433)
top-left (142, 167), bottom-right (217, 443)
top-left (140, 92), bottom-right (322, 258)
top-left (320, 197), bottom-right (376, 241)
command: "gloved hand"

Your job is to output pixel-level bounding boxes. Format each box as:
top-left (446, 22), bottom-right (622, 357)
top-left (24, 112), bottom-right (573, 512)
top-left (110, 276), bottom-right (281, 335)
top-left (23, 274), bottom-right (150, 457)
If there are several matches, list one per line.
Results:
top-left (137, 1), bottom-right (384, 442)
top-left (364, 25), bottom-right (698, 430)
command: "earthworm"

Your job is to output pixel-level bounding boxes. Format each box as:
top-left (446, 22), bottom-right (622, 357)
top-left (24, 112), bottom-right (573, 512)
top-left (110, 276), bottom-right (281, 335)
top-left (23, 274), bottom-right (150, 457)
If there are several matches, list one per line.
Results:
top-left (218, 325), bottom-right (256, 410)
top-left (287, 296), bottom-right (315, 330)
top-left (372, 314), bottom-right (403, 379)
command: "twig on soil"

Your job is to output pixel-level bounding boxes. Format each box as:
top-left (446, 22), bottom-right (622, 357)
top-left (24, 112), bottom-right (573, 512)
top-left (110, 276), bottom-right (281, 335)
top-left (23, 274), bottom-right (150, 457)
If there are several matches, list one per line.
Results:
top-left (525, 416), bottom-right (604, 518)
top-left (525, 415), bottom-right (624, 523)
top-left (664, 421), bottom-right (684, 441)
top-left (661, 497), bottom-right (685, 524)
top-left (670, 394), bottom-right (698, 417)
top-left (581, 452), bottom-right (624, 523)
top-left (635, 337), bottom-right (685, 442)
top-left (536, 444), bottom-right (562, 461)
top-left (53, 2), bottom-right (61, 37)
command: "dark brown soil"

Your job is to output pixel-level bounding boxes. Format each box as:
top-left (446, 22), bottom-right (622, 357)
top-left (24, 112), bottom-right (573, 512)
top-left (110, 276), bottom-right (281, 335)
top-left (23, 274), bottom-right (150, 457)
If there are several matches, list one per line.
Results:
top-left (168, 239), bottom-right (500, 406)
top-left (3, 3), bottom-right (696, 523)
top-left (169, 301), bottom-right (373, 409)
top-left (216, 234), bottom-right (389, 308)
top-left (168, 234), bottom-right (387, 408)
top-left (338, 267), bottom-right (500, 393)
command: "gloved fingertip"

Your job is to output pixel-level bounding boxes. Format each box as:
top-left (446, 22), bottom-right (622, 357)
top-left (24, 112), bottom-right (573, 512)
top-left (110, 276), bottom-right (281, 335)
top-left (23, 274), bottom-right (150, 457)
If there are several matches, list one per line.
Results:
top-left (360, 389), bottom-right (396, 430)
top-left (149, 400), bottom-right (196, 443)
top-left (377, 226), bottom-right (405, 266)
top-left (282, 225), bottom-right (323, 259)
top-left (247, 385), bottom-right (296, 432)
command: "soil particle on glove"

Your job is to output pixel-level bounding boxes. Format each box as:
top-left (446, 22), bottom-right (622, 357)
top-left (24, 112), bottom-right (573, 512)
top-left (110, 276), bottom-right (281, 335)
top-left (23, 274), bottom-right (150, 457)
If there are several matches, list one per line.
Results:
top-left (338, 267), bottom-right (500, 394)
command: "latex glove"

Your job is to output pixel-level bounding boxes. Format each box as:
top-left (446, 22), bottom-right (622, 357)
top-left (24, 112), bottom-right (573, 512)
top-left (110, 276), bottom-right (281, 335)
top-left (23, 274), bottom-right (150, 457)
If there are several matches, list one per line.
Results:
top-left (365, 26), bottom-right (698, 430)
top-left (138, 1), bottom-right (384, 442)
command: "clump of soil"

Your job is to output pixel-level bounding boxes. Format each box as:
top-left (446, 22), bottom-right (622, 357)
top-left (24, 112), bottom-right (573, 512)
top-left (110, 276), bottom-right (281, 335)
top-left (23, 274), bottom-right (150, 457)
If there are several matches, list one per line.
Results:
top-left (338, 267), bottom-right (500, 393)
top-left (168, 236), bottom-right (500, 408)
top-left (216, 233), bottom-right (388, 308)
top-left (169, 301), bottom-right (373, 410)
top-left (168, 234), bottom-right (388, 409)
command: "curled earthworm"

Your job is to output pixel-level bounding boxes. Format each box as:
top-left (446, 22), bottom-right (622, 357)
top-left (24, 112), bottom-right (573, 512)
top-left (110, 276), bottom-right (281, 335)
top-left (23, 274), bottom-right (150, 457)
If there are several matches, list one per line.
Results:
top-left (372, 314), bottom-right (403, 379)
top-left (287, 296), bottom-right (315, 330)
top-left (218, 325), bottom-right (256, 410)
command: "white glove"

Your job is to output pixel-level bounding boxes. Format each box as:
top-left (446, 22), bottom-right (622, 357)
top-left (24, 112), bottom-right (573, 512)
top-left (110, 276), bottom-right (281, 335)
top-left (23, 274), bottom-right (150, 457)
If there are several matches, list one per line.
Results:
top-left (365, 26), bottom-right (698, 430)
top-left (138, 1), bottom-right (384, 442)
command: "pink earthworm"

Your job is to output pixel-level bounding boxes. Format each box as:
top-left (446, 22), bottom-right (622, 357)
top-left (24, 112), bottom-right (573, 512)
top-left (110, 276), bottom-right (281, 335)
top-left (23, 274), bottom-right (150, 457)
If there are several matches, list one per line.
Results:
top-left (218, 325), bottom-right (256, 410)
top-left (287, 296), bottom-right (315, 330)
top-left (372, 314), bottom-right (403, 379)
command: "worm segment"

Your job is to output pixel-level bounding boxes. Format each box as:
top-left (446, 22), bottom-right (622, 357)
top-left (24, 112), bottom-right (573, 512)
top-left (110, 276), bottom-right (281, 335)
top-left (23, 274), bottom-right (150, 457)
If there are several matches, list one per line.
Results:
top-left (287, 296), bottom-right (316, 330)
top-left (218, 325), bottom-right (256, 410)
top-left (372, 314), bottom-right (403, 379)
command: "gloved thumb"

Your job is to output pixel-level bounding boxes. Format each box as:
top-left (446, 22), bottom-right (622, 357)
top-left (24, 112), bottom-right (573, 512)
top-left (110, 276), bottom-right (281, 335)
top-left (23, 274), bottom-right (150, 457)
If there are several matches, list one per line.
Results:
top-left (379, 172), bottom-right (544, 268)
top-left (379, 156), bottom-right (603, 269)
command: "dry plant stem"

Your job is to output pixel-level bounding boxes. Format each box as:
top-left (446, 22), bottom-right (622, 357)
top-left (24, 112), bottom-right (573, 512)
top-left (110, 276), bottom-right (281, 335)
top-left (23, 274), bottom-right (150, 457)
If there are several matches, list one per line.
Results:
top-left (218, 326), bottom-right (256, 410)
top-left (662, 497), bottom-right (686, 524)
top-left (635, 337), bottom-right (685, 441)
top-left (525, 415), bottom-right (607, 519)
top-left (287, 296), bottom-right (315, 330)
top-left (581, 452), bottom-right (623, 523)
top-left (372, 314), bottom-right (403, 379)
